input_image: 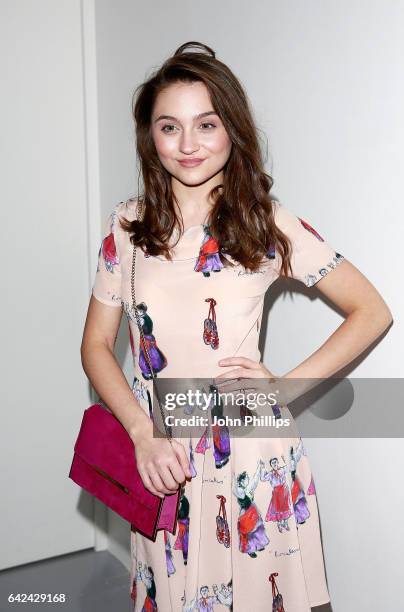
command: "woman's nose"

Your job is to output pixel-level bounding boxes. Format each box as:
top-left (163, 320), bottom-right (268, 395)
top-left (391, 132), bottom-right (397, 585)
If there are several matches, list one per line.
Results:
top-left (179, 127), bottom-right (200, 153)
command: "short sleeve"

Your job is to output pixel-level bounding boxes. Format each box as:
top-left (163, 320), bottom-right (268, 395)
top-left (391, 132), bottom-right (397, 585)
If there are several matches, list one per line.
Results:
top-left (91, 202), bottom-right (124, 307)
top-left (273, 202), bottom-right (345, 287)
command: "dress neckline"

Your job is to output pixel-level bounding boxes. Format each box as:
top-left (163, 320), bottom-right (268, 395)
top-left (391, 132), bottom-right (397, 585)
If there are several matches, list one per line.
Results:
top-left (146, 223), bottom-right (208, 262)
top-left (181, 222), bottom-right (210, 234)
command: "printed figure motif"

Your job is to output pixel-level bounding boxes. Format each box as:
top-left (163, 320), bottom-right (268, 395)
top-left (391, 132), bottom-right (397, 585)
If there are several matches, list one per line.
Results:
top-left (122, 301), bottom-right (167, 380)
top-left (194, 225), bottom-right (224, 277)
top-left (216, 495), bottom-right (230, 548)
top-left (268, 572), bottom-right (285, 612)
top-left (132, 302), bottom-right (167, 380)
top-left (210, 386), bottom-right (230, 468)
top-left (232, 462), bottom-right (270, 557)
top-left (164, 531), bottom-right (176, 577)
top-left (307, 474), bottom-right (316, 495)
top-left (136, 562), bottom-right (158, 611)
top-left (174, 490), bottom-right (190, 565)
top-left (131, 375), bottom-right (151, 407)
top-left (203, 298), bottom-right (219, 349)
top-left (266, 242), bottom-right (276, 259)
top-left (195, 426), bottom-right (211, 454)
top-left (304, 252), bottom-right (345, 287)
top-left (260, 456), bottom-right (293, 532)
top-left (130, 574), bottom-right (137, 605)
top-left (298, 217), bottom-right (324, 242)
top-left (182, 582), bottom-right (233, 612)
top-left (213, 581), bottom-right (233, 610)
top-left (289, 440), bottom-right (310, 525)
top-left (97, 206), bottom-right (121, 273)
top-left (189, 438), bottom-right (198, 478)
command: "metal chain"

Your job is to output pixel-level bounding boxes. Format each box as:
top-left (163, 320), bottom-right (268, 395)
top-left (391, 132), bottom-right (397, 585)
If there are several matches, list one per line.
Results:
top-left (130, 198), bottom-right (173, 441)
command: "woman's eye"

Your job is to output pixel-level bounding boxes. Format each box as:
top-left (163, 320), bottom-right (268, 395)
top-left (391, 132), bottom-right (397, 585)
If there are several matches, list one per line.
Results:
top-left (200, 122), bottom-right (216, 129)
top-left (161, 124), bottom-right (177, 133)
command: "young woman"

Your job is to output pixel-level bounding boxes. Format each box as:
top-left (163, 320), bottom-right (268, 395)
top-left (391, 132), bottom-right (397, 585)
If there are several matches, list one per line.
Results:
top-left (81, 41), bottom-right (393, 611)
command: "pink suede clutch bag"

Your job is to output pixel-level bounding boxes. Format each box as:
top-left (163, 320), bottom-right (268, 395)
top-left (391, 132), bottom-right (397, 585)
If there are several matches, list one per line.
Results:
top-left (68, 402), bottom-right (181, 541)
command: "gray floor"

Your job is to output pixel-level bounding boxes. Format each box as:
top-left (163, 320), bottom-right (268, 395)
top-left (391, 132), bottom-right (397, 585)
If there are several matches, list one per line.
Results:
top-left (0, 549), bottom-right (133, 611)
top-left (0, 549), bottom-right (333, 611)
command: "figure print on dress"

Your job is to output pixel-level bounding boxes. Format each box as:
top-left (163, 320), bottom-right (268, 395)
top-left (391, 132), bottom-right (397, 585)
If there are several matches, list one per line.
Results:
top-left (203, 298), bottom-right (219, 349)
top-left (265, 242), bottom-right (276, 260)
top-left (259, 456), bottom-right (293, 533)
top-left (131, 375), bottom-right (153, 418)
top-left (307, 474), bottom-right (316, 495)
top-left (318, 253), bottom-right (344, 278)
top-left (289, 439), bottom-right (310, 525)
top-left (189, 438), bottom-right (198, 477)
top-left (304, 252), bottom-right (345, 287)
top-left (173, 489), bottom-right (190, 565)
top-left (183, 582), bottom-right (233, 612)
top-left (268, 572), bottom-right (286, 612)
top-left (164, 530), bottom-right (176, 577)
top-left (232, 463), bottom-right (270, 557)
top-left (123, 300), bottom-right (168, 380)
top-left (136, 562), bottom-right (158, 611)
top-left (195, 425), bottom-right (211, 454)
top-left (239, 402), bottom-right (255, 423)
top-left (216, 495), bottom-right (231, 548)
top-left (209, 384), bottom-right (230, 469)
top-left (130, 573), bottom-right (137, 606)
top-left (214, 579), bottom-right (233, 611)
top-left (97, 204), bottom-right (121, 273)
top-left (194, 225), bottom-right (224, 277)
top-left (297, 217), bottom-right (324, 242)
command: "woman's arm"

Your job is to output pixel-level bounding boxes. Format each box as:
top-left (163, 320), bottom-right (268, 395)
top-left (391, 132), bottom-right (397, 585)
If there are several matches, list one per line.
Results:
top-left (283, 259), bottom-right (393, 380)
top-left (81, 295), bottom-right (151, 440)
top-left (269, 259), bottom-right (394, 407)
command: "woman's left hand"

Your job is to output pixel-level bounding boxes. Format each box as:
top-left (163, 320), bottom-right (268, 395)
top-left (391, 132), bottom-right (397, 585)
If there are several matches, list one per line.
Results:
top-left (212, 356), bottom-right (281, 413)
top-left (213, 356), bottom-right (277, 385)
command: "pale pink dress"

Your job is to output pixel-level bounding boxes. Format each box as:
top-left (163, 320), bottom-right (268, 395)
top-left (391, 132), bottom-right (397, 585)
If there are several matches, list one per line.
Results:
top-left (92, 197), bottom-right (345, 611)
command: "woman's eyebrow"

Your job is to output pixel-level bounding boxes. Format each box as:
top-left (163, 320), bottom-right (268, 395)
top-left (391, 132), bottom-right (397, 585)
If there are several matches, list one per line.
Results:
top-left (153, 111), bottom-right (218, 123)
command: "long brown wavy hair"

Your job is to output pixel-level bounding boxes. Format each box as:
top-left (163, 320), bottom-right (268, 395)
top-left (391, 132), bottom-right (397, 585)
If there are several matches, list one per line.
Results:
top-left (120, 41), bottom-right (292, 276)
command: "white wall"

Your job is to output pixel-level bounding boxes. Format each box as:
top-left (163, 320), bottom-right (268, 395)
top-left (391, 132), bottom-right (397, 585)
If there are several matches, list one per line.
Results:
top-left (94, 1), bottom-right (403, 609)
top-left (1, 0), bottom-right (98, 569)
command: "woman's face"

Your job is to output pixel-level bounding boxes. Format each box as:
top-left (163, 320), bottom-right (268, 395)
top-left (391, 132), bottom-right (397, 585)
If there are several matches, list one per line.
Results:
top-left (151, 81), bottom-right (232, 187)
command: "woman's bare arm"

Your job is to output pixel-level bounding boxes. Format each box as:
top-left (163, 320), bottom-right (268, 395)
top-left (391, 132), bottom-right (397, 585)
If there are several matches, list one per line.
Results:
top-left (80, 295), bottom-right (151, 439)
top-left (266, 259), bottom-right (394, 407)
top-left (283, 259), bottom-right (393, 380)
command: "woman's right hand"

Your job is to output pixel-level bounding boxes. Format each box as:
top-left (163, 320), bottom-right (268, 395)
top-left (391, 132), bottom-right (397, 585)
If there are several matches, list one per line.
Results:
top-left (131, 418), bottom-right (192, 498)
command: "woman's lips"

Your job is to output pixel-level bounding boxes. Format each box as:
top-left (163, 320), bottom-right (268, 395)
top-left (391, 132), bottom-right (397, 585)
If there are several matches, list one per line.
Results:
top-left (178, 158), bottom-right (205, 167)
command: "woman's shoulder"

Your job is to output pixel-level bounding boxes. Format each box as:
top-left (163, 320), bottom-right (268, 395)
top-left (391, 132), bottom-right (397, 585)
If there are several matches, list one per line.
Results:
top-left (109, 197), bottom-right (140, 242)
top-left (115, 196), bottom-right (140, 222)
top-left (271, 199), bottom-right (326, 242)
top-left (271, 199), bottom-right (301, 230)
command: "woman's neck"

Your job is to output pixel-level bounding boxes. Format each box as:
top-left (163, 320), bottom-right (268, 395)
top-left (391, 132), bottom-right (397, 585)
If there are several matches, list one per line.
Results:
top-left (171, 172), bottom-right (223, 226)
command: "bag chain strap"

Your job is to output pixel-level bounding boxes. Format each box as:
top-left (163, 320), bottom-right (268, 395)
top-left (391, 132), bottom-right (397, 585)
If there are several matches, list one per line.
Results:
top-left (130, 199), bottom-right (173, 442)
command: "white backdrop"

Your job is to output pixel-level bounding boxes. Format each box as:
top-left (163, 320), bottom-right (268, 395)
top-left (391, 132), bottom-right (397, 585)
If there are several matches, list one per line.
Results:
top-left (1, 0), bottom-right (97, 569)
